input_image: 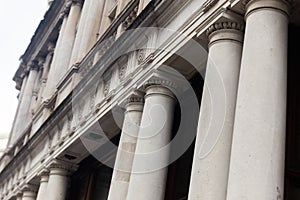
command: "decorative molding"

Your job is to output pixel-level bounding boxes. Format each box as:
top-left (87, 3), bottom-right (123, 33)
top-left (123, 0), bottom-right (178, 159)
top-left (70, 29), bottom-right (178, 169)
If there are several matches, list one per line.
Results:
top-left (37, 169), bottom-right (49, 177)
top-left (47, 159), bottom-right (78, 173)
top-left (143, 78), bottom-right (178, 90)
top-left (137, 49), bottom-right (146, 64)
top-left (28, 61), bottom-right (39, 71)
top-left (103, 79), bottom-right (111, 97)
top-left (206, 21), bottom-right (245, 37)
top-left (201, 0), bottom-right (219, 12)
top-left (122, 4), bottom-right (138, 29)
top-left (125, 95), bottom-right (145, 105)
top-left (47, 42), bottom-right (55, 54)
top-left (37, 57), bottom-right (45, 67)
top-left (72, 0), bottom-right (83, 7)
top-left (20, 183), bottom-right (38, 193)
top-left (119, 63), bottom-right (128, 80)
top-left (59, 0), bottom-right (72, 18)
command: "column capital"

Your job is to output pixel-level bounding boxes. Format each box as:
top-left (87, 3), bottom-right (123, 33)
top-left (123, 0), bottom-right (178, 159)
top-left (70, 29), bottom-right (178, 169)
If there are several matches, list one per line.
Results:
top-left (143, 78), bottom-right (178, 91)
top-left (28, 61), bottom-right (39, 71)
top-left (37, 57), bottom-right (45, 68)
top-left (20, 183), bottom-right (38, 193)
top-left (47, 42), bottom-right (55, 54)
top-left (125, 95), bottom-right (145, 105)
top-left (47, 159), bottom-right (78, 175)
top-left (207, 22), bottom-right (245, 47)
top-left (72, 0), bottom-right (83, 7)
top-left (59, 1), bottom-right (72, 18)
top-left (37, 168), bottom-right (50, 177)
top-left (124, 94), bottom-right (145, 112)
top-left (206, 21), bottom-right (245, 38)
top-left (242, 0), bottom-right (291, 18)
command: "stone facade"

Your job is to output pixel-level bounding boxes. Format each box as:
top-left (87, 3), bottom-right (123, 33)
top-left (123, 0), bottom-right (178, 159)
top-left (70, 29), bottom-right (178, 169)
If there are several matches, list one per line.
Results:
top-left (1, 0), bottom-right (300, 199)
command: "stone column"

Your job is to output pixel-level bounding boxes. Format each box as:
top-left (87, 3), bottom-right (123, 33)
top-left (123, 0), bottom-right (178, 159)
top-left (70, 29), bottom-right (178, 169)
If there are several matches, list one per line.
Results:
top-left (21, 191), bottom-right (37, 200)
top-left (45, 162), bottom-right (76, 200)
top-left (30, 58), bottom-right (44, 114)
top-left (38, 43), bottom-right (55, 105)
top-left (107, 96), bottom-right (144, 200)
top-left (36, 171), bottom-right (49, 200)
top-left (10, 62), bottom-right (39, 144)
top-left (188, 20), bottom-right (244, 200)
top-left (60, 0), bottom-right (83, 70)
top-left (126, 82), bottom-right (176, 200)
top-left (69, 0), bottom-right (106, 66)
top-left (43, 6), bottom-right (69, 101)
top-left (98, 0), bottom-right (116, 38)
top-left (8, 73), bottom-right (28, 147)
top-left (227, 0), bottom-right (290, 199)
top-left (21, 185), bottom-right (38, 200)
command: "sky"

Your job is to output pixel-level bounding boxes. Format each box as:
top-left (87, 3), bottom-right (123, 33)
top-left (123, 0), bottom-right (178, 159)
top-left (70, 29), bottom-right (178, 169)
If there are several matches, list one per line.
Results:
top-left (0, 0), bottom-right (48, 151)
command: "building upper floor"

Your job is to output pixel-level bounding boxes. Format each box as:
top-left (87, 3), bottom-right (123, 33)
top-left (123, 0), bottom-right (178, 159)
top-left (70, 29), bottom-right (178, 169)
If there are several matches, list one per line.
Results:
top-left (7, 0), bottom-right (154, 149)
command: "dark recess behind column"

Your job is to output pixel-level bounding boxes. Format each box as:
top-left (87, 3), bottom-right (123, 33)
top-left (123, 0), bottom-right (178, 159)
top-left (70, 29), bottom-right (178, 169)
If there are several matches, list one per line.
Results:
top-left (285, 24), bottom-right (300, 200)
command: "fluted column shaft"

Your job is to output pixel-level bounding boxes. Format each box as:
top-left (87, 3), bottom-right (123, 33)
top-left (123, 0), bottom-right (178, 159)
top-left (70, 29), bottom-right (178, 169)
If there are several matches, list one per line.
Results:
top-left (227, 0), bottom-right (289, 199)
top-left (45, 167), bottom-right (69, 200)
top-left (107, 98), bottom-right (144, 200)
top-left (126, 84), bottom-right (176, 200)
top-left (36, 174), bottom-right (49, 200)
top-left (188, 21), bottom-right (244, 200)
